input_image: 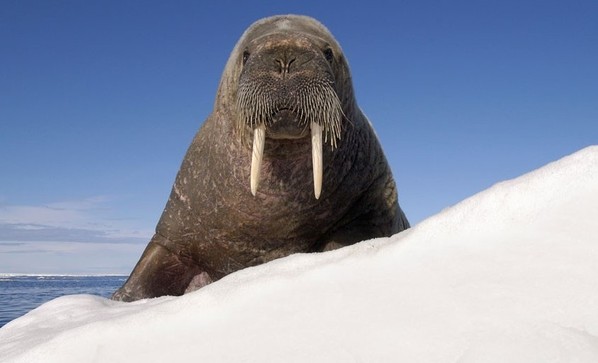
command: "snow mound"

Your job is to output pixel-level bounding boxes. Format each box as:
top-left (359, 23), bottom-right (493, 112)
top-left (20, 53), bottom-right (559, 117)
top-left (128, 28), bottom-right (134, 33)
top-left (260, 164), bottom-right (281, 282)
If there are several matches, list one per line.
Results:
top-left (1, 146), bottom-right (598, 362)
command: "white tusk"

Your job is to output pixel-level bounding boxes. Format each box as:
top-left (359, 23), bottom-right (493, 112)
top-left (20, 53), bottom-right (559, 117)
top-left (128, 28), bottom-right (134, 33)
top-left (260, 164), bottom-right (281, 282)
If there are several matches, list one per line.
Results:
top-left (311, 121), bottom-right (323, 199)
top-left (250, 125), bottom-right (266, 196)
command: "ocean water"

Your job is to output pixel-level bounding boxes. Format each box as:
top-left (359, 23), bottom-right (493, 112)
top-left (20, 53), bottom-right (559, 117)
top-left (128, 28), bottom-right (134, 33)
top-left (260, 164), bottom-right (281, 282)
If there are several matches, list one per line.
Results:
top-left (0, 275), bottom-right (127, 328)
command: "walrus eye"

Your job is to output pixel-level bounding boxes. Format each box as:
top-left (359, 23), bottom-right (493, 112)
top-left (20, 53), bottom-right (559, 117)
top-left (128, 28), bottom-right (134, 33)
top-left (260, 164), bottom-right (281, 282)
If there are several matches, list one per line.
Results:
top-left (323, 48), bottom-right (334, 63)
top-left (242, 50), bottom-right (250, 65)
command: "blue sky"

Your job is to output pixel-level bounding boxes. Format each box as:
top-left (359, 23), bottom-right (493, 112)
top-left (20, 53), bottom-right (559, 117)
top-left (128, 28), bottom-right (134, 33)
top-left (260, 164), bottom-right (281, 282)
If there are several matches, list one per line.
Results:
top-left (1, 0), bottom-right (597, 274)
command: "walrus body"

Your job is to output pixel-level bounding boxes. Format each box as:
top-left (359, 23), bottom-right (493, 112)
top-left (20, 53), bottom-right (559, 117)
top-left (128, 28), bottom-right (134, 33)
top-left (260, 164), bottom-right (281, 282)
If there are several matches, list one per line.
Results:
top-left (112, 15), bottom-right (409, 301)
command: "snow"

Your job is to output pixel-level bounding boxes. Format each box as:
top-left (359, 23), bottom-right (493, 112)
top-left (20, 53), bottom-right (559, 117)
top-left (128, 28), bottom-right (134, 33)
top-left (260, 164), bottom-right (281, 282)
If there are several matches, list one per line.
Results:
top-left (1, 146), bottom-right (598, 362)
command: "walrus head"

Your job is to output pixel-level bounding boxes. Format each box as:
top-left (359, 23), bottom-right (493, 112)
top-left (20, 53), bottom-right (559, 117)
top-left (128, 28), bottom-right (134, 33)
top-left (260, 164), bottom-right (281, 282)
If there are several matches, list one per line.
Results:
top-left (218, 15), bottom-right (355, 199)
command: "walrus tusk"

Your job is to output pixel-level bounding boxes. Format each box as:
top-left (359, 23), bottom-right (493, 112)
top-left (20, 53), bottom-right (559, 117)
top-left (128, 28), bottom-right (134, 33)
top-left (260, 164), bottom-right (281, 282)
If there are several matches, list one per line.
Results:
top-left (251, 123), bottom-right (322, 199)
top-left (311, 121), bottom-right (323, 199)
top-left (250, 125), bottom-right (266, 196)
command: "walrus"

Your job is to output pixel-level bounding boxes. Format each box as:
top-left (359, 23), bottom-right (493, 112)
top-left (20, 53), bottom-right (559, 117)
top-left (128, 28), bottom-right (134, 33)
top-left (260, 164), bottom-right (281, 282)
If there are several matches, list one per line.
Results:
top-left (112, 14), bottom-right (409, 301)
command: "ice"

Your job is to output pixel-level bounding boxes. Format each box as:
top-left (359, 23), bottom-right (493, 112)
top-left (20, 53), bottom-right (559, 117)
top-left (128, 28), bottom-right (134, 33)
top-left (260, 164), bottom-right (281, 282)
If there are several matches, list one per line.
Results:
top-left (1, 146), bottom-right (597, 362)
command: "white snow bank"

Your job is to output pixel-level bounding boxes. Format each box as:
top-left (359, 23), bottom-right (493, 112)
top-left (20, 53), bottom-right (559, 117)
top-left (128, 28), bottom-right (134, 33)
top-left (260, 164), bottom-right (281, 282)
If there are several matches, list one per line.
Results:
top-left (1, 146), bottom-right (598, 362)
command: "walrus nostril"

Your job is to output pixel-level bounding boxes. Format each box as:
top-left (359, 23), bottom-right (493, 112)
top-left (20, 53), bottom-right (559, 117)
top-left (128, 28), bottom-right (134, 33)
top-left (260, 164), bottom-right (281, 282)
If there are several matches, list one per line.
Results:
top-left (287, 57), bottom-right (296, 71)
top-left (275, 57), bottom-right (297, 74)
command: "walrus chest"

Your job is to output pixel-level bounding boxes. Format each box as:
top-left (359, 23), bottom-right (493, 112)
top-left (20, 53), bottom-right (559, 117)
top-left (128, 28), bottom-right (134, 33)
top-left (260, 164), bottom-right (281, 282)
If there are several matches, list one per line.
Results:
top-left (166, 163), bottom-right (348, 266)
top-left (171, 191), bottom-right (338, 275)
top-left (199, 183), bottom-right (340, 246)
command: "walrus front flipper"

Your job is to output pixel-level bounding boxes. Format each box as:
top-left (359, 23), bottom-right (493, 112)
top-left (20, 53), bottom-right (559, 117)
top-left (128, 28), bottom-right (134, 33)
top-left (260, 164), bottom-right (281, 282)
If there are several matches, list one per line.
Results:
top-left (112, 235), bottom-right (203, 302)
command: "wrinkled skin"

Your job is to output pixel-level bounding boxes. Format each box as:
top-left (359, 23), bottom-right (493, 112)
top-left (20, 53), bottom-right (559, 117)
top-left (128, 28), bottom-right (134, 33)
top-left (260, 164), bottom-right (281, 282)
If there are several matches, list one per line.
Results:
top-left (112, 15), bottom-right (409, 302)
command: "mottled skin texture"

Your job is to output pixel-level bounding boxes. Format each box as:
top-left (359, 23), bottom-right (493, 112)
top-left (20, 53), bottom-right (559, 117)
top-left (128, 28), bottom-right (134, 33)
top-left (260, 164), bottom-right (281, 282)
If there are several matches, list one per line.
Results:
top-left (112, 15), bottom-right (409, 302)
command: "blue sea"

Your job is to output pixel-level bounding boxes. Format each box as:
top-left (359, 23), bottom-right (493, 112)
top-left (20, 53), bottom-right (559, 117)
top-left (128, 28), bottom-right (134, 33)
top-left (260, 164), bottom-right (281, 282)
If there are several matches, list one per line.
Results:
top-left (0, 275), bottom-right (127, 328)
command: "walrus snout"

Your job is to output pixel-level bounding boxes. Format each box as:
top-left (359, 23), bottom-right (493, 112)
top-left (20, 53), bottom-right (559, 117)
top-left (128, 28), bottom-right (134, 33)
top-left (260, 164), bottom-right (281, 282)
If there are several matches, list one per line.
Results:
top-left (266, 45), bottom-right (319, 78)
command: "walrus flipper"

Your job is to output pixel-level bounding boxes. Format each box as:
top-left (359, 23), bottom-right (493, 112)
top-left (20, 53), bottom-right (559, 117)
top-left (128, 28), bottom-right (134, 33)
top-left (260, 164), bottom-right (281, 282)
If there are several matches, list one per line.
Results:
top-left (112, 234), bottom-right (203, 301)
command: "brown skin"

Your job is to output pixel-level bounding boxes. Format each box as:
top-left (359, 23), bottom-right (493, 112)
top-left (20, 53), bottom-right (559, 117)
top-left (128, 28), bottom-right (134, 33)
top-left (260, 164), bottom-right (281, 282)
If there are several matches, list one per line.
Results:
top-left (112, 15), bottom-right (409, 302)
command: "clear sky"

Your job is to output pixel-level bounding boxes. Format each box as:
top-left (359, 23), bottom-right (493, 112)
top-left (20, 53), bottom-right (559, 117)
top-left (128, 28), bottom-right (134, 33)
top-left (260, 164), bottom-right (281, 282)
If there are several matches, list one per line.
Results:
top-left (1, 0), bottom-right (597, 274)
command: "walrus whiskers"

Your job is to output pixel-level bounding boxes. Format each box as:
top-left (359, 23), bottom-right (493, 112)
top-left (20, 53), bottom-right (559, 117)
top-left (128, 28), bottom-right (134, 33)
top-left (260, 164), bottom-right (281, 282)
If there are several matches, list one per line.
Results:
top-left (237, 80), bottom-right (342, 197)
